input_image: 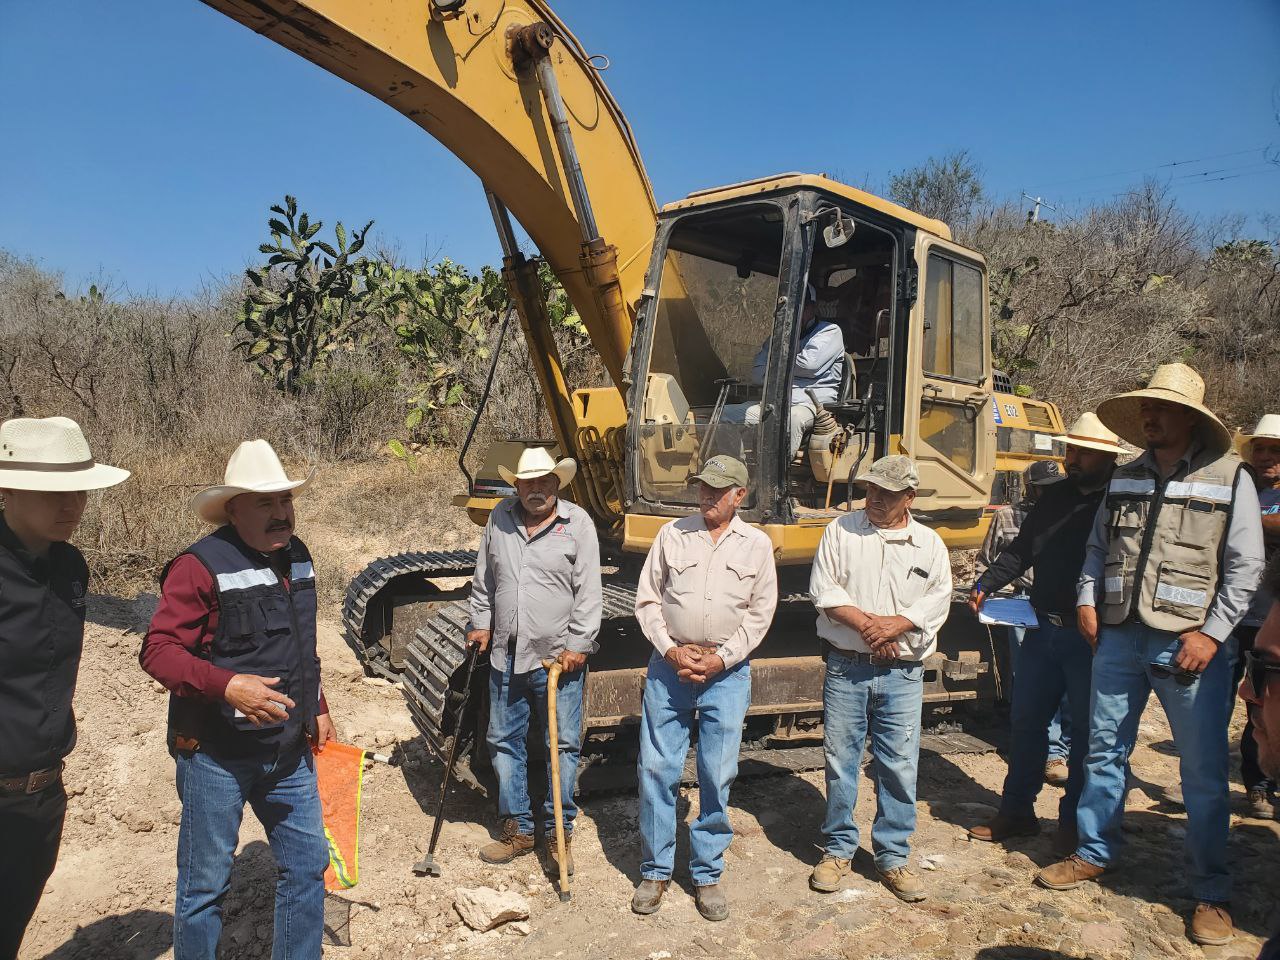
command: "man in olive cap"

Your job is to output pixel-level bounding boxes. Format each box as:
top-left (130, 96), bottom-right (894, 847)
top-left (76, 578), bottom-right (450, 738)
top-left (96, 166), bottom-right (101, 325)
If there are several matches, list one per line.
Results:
top-left (808, 455), bottom-right (952, 903)
top-left (632, 455), bottom-right (778, 921)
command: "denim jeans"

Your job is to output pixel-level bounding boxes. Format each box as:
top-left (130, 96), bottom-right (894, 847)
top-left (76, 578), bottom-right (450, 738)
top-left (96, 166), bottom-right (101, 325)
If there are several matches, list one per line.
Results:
top-left (1074, 620), bottom-right (1236, 903)
top-left (1008, 617), bottom-right (1071, 760)
top-left (174, 744), bottom-right (328, 960)
top-left (487, 654), bottom-right (585, 837)
top-left (1000, 619), bottom-right (1094, 824)
top-left (820, 650), bottom-right (924, 870)
top-left (638, 652), bottom-right (751, 886)
top-left (1230, 625), bottom-right (1276, 794)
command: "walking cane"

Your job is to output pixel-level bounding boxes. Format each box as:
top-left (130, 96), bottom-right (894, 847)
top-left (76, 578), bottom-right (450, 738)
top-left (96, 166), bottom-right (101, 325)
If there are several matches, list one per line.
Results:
top-left (413, 642), bottom-right (481, 878)
top-left (542, 658), bottom-right (572, 902)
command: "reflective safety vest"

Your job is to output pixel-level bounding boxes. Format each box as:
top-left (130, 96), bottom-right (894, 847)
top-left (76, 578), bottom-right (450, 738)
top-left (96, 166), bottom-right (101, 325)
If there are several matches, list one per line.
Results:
top-left (165, 526), bottom-right (319, 755)
top-left (1100, 448), bottom-right (1243, 633)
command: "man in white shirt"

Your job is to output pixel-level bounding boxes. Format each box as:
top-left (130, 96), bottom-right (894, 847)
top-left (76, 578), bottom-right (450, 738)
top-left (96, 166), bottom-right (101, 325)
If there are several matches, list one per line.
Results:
top-left (720, 284), bottom-right (844, 459)
top-left (807, 455), bottom-right (952, 902)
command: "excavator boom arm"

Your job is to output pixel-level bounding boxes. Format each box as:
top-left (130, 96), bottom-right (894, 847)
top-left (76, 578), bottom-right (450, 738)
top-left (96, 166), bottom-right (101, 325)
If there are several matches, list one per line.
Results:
top-left (200, 0), bottom-right (657, 391)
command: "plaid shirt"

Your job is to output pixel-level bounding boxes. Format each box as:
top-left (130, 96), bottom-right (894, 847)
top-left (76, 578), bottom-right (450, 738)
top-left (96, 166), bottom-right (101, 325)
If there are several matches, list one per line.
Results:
top-left (975, 504), bottom-right (1032, 592)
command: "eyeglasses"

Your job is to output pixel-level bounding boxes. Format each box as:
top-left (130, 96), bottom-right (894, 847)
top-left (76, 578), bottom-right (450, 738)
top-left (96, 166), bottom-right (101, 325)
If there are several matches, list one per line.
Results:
top-left (1148, 662), bottom-right (1198, 686)
top-left (1243, 649), bottom-right (1280, 696)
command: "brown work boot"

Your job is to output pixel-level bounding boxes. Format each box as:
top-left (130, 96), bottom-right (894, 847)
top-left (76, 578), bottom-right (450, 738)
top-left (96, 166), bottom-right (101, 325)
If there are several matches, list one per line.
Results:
top-left (1050, 821), bottom-right (1078, 859)
top-left (694, 882), bottom-right (729, 921)
top-left (1035, 854), bottom-right (1106, 890)
top-left (630, 879), bottom-right (669, 915)
top-left (544, 835), bottom-right (574, 877)
top-left (968, 813), bottom-right (1040, 843)
top-left (1245, 787), bottom-right (1274, 819)
top-left (809, 854), bottom-right (853, 893)
top-left (1044, 757), bottom-right (1069, 786)
top-left (878, 865), bottom-right (926, 903)
top-left (478, 818), bottom-right (535, 864)
top-left (1189, 903), bottom-right (1233, 946)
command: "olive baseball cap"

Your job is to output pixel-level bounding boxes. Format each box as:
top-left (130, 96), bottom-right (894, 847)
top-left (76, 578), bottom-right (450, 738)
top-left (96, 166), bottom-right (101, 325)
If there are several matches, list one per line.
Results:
top-left (854, 454), bottom-right (919, 492)
top-left (689, 455), bottom-right (749, 489)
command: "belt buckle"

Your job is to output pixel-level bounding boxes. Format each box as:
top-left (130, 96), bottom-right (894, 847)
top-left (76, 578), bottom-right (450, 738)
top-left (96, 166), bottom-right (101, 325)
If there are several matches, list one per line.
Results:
top-left (1046, 613), bottom-right (1063, 627)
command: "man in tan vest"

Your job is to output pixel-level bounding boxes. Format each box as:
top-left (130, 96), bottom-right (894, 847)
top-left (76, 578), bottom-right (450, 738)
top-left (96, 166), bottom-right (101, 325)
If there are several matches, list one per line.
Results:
top-left (1035, 364), bottom-right (1264, 947)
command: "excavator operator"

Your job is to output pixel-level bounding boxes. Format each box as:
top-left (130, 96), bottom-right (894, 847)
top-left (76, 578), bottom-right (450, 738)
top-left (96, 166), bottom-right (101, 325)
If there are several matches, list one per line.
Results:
top-left (721, 283), bottom-right (844, 459)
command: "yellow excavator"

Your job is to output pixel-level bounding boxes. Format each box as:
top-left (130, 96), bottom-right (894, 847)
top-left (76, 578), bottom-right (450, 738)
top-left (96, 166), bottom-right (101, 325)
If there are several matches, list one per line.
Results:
top-left (201, 0), bottom-right (1064, 790)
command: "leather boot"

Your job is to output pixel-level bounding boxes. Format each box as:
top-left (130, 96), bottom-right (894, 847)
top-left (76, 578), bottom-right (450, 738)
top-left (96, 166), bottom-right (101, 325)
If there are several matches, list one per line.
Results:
top-left (1035, 854), bottom-right (1106, 890)
top-left (1189, 903), bottom-right (1233, 946)
top-left (695, 882), bottom-right (729, 921)
top-left (967, 813), bottom-right (1040, 843)
top-left (478, 818), bottom-right (535, 864)
top-left (630, 879), bottom-right (669, 915)
top-left (544, 835), bottom-right (574, 877)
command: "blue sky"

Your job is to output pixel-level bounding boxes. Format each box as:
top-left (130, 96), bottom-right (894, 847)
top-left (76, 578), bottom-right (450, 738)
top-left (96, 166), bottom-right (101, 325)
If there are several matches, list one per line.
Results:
top-left (2, 0), bottom-right (1277, 298)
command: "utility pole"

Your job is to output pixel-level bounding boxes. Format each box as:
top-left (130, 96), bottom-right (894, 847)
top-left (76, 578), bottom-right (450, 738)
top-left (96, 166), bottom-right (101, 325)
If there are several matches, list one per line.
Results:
top-left (1021, 193), bottom-right (1056, 223)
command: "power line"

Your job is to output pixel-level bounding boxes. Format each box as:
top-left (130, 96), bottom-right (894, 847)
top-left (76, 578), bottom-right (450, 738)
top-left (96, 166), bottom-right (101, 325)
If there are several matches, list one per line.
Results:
top-left (1035, 145), bottom-right (1269, 189)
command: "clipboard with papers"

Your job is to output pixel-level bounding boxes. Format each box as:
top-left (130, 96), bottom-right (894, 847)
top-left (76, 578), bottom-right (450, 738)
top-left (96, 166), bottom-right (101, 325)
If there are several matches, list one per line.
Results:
top-left (977, 597), bottom-right (1039, 629)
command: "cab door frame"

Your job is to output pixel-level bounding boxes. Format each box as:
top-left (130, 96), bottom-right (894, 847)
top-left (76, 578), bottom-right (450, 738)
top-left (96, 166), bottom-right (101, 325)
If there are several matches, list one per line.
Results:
top-left (901, 233), bottom-right (995, 514)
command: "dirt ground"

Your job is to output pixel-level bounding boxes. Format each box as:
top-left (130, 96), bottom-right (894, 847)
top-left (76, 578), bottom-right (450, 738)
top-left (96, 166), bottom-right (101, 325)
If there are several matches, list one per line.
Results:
top-left (19, 592), bottom-right (1280, 960)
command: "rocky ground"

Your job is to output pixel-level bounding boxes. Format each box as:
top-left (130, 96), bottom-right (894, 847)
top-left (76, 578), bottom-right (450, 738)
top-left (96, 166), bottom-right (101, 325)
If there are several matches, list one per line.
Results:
top-left (18, 594), bottom-right (1280, 960)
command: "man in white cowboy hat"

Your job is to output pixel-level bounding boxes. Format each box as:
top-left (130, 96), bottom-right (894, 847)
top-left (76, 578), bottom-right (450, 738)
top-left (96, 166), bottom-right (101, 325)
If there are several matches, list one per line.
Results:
top-left (466, 445), bottom-right (601, 877)
top-left (1230, 414), bottom-right (1280, 817)
top-left (967, 413), bottom-right (1124, 858)
top-left (808, 455), bottom-right (952, 904)
top-left (140, 439), bottom-right (333, 960)
top-left (0, 416), bottom-right (128, 958)
top-left (1036, 363), bottom-right (1264, 947)
top-left (631, 455), bottom-right (777, 922)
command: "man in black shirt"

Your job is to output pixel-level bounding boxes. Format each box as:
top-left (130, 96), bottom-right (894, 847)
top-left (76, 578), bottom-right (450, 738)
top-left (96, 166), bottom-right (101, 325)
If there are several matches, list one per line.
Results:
top-left (0, 417), bottom-right (128, 958)
top-left (966, 413), bottom-right (1123, 855)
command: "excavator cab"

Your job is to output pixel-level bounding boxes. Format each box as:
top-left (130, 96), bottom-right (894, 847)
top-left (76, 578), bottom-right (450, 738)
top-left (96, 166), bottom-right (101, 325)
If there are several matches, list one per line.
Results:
top-left (625, 174), bottom-right (997, 555)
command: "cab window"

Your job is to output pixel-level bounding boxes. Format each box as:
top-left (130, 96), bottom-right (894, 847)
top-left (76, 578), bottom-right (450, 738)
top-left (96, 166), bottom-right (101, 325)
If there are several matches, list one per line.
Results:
top-left (923, 254), bottom-right (984, 382)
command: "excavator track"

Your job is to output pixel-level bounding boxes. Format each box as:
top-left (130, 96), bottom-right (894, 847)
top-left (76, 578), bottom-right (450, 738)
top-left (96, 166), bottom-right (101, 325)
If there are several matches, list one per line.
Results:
top-left (341, 551), bottom-right (477, 680)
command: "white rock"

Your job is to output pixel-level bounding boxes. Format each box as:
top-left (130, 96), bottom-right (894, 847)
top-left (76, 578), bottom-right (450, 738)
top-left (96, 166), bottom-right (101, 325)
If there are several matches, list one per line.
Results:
top-left (508, 922), bottom-right (531, 936)
top-left (453, 886), bottom-right (531, 932)
top-left (919, 854), bottom-right (946, 871)
top-left (647, 953), bottom-right (673, 960)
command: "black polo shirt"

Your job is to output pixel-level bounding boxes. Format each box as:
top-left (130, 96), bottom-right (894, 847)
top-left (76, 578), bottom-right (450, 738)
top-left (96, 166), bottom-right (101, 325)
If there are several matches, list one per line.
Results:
top-left (0, 514), bottom-right (89, 775)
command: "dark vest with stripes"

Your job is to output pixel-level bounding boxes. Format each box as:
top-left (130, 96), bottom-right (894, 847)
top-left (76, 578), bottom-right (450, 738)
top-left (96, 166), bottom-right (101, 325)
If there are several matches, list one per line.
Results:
top-left (164, 525), bottom-right (319, 756)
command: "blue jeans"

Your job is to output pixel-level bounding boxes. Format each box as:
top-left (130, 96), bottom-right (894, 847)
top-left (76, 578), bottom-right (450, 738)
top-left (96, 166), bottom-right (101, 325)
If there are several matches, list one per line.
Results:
top-left (487, 655), bottom-right (585, 837)
top-left (1074, 620), bottom-right (1236, 903)
top-left (174, 745), bottom-right (328, 960)
top-left (638, 652), bottom-right (751, 886)
top-left (1009, 622), bottom-right (1071, 760)
top-left (1000, 620), bottom-right (1094, 823)
top-left (820, 651), bottom-right (924, 870)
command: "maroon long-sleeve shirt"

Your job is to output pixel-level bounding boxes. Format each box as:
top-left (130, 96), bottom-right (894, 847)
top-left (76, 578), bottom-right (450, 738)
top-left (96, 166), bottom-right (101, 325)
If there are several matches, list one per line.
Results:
top-left (140, 553), bottom-right (327, 713)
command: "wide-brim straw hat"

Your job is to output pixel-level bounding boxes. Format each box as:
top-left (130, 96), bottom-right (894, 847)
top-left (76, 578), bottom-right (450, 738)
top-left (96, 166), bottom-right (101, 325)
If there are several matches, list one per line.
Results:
top-left (0, 416), bottom-right (130, 492)
top-left (1050, 412), bottom-right (1125, 455)
top-left (1240, 414), bottom-right (1280, 460)
top-left (497, 446), bottom-right (577, 490)
top-left (192, 439), bottom-right (313, 525)
top-left (1096, 363), bottom-right (1232, 456)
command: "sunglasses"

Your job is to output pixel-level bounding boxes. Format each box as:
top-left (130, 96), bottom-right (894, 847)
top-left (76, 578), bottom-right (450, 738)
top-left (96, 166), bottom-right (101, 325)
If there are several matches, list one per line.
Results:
top-left (1243, 649), bottom-right (1280, 696)
top-left (1148, 661), bottom-right (1198, 686)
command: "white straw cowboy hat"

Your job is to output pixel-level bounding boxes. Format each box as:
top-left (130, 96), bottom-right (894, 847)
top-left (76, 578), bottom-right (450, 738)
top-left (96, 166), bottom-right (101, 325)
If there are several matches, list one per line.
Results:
top-left (1240, 414), bottom-right (1280, 460)
top-left (1050, 412), bottom-right (1125, 455)
top-left (0, 416), bottom-right (129, 491)
top-left (192, 439), bottom-right (314, 525)
top-left (497, 446), bottom-right (577, 490)
top-left (1096, 363), bottom-right (1232, 456)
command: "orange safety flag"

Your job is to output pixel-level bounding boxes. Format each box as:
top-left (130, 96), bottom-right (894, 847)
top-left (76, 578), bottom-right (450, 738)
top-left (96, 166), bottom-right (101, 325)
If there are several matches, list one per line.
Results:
top-left (313, 741), bottom-right (367, 890)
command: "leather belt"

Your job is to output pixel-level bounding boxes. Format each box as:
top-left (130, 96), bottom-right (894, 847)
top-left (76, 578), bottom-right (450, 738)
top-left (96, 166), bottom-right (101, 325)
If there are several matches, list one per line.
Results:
top-left (822, 640), bottom-right (917, 669)
top-left (0, 761), bottom-right (64, 795)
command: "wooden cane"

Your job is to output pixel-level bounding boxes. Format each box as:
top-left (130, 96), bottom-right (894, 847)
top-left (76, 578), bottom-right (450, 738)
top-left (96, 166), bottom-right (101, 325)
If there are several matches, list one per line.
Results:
top-left (542, 659), bottom-right (571, 902)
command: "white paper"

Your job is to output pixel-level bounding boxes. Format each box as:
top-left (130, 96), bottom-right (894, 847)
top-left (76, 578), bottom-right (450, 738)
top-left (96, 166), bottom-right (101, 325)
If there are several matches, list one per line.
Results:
top-left (978, 597), bottom-right (1039, 628)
